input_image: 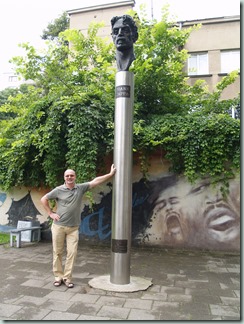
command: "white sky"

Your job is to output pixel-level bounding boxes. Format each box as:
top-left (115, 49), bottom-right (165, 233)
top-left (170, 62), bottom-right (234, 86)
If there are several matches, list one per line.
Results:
top-left (0, 0), bottom-right (241, 73)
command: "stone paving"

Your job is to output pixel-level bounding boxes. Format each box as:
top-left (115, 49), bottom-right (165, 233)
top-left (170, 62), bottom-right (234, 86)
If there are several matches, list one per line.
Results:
top-left (0, 241), bottom-right (240, 321)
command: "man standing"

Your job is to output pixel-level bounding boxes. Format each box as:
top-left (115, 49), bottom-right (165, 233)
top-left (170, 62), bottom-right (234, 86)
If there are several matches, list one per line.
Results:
top-left (40, 164), bottom-right (116, 288)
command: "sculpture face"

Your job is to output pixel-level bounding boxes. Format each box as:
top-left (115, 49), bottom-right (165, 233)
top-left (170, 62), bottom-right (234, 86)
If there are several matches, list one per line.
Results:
top-left (112, 18), bottom-right (134, 51)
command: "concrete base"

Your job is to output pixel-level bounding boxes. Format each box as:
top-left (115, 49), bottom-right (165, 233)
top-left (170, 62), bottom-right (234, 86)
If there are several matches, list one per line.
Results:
top-left (88, 275), bottom-right (152, 292)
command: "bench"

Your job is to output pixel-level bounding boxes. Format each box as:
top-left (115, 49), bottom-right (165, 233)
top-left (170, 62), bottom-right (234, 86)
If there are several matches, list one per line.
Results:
top-left (10, 226), bottom-right (41, 248)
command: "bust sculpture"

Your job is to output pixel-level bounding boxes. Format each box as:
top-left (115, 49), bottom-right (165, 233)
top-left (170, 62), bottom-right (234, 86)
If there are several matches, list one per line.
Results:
top-left (111, 15), bottom-right (138, 71)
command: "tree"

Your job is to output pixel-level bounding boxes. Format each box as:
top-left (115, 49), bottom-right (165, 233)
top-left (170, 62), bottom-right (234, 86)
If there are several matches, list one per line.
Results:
top-left (0, 88), bottom-right (19, 120)
top-left (0, 84), bottom-right (33, 120)
top-left (130, 9), bottom-right (240, 190)
top-left (0, 22), bottom-right (115, 189)
top-left (0, 88), bottom-right (19, 107)
top-left (0, 9), bottom-right (240, 192)
top-left (41, 12), bottom-right (70, 41)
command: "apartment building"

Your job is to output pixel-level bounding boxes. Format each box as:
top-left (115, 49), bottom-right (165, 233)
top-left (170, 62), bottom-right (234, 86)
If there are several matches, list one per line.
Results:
top-left (67, 3), bottom-right (240, 102)
top-left (0, 71), bottom-right (29, 91)
top-left (0, 71), bottom-right (35, 91)
top-left (67, 0), bottom-right (135, 38)
top-left (181, 15), bottom-right (240, 101)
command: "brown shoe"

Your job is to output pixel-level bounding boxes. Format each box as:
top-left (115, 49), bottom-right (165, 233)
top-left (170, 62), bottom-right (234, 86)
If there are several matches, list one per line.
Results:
top-left (63, 279), bottom-right (74, 288)
top-left (53, 280), bottom-right (62, 287)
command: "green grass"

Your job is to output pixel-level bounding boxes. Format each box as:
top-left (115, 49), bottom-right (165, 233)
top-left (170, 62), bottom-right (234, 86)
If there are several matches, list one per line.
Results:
top-left (0, 232), bottom-right (10, 244)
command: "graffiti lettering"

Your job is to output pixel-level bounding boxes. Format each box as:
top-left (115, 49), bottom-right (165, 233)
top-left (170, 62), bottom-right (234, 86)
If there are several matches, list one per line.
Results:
top-left (80, 192), bottom-right (149, 240)
top-left (0, 192), bottom-right (7, 207)
top-left (80, 207), bottom-right (111, 240)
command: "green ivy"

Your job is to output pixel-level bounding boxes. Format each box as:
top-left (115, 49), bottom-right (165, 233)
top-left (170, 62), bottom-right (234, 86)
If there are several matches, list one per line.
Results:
top-left (139, 113), bottom-right (240, 193)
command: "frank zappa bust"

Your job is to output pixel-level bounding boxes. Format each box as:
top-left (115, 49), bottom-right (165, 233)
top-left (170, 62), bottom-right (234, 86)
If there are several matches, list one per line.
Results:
top-left (111, 15), bottom-right (138, 71)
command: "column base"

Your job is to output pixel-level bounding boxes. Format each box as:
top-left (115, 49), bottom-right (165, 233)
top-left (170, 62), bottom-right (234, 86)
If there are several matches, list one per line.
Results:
top-left (88, 275), bottom-right (152, 292)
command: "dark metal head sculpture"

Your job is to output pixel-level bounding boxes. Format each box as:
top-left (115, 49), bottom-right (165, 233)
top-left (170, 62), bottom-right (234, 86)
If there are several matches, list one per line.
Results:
top-left (111, 15), bottom-right (138, 71)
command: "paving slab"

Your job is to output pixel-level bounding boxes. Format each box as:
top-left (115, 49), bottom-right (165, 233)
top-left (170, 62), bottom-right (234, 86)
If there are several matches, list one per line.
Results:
top-left (0, 241), bottom-right (240, 321)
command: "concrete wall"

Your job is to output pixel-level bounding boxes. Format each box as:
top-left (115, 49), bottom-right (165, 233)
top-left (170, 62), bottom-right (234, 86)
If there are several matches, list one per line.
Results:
top-left (0, 153), bottom-right (240, 252)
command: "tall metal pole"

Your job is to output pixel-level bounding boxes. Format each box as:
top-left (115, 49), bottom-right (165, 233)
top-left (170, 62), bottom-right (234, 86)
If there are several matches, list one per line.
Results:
top-left (110, 71), bottom-right (134, 285)
top-left (89, 16), bottom-right (151, 293)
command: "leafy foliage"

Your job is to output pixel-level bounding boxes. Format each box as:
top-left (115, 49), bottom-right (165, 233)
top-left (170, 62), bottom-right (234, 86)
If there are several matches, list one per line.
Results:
top-left (41, 12), bottom-right (70, 41)
top-left (0, 7), bottom-right (240, 191)
top-left (140, 113), bottom-right (240, 189)
top-left (0, 24), bottom-right (115, 189)
top-left (132, 13), bottom-right (197, 117)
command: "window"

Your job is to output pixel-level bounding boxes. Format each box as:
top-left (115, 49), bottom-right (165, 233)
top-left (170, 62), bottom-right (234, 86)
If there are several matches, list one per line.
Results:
top-left (227, 104), bottom-right (240, 120)
top-left (221, 50), bottom-right (240, 73)
top-left (8, 76), bottom-right (18, 82)
top-left (188, 53), bottom-right (208, 75)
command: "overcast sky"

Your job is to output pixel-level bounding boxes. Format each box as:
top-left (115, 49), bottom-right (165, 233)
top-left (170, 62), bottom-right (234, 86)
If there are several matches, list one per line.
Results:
top-left (0, 0), bottom-right (240, 73)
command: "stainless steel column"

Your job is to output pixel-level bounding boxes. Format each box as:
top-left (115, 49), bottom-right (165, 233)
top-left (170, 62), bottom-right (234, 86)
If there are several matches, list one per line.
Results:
top-left (110, 71), bottom-right (134, 284)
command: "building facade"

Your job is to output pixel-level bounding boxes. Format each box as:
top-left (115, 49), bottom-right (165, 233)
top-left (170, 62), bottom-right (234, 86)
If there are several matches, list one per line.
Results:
top-left (181, 15), bottom-right (240, 100)
top-left (0, 71), bottom-right (35, 91)
top-left (67, 0), bottom-right (135, 39)
top-left (68, 4), bottom-right (240, 102)
top-left (0, 71), bottom-right (24, 91)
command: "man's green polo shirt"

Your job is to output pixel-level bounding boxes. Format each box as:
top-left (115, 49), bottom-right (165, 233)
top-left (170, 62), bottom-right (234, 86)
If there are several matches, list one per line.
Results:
top-left (46, 183), bottom-right (90, 227)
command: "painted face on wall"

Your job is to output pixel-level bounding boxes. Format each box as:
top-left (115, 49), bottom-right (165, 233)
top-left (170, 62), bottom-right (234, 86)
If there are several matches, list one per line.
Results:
top-left (112, 18), bottom-right (134, 51)
top-left (146, 179), bottom-right (194, 245)
top-left (145, 177), bottom-right (240, 249)
top-left (200, 179), bottom-right (240, 248)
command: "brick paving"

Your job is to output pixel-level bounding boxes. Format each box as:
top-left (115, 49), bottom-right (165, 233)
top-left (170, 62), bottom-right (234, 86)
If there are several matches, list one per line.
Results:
top-left (0, 241), bottom-right (240, 321)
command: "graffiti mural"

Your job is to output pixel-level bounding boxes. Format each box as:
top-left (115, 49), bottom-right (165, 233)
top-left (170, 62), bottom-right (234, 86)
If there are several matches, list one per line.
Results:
top-left (0, 173), bottom-right (240, 251)
top-left (6, 192), bottom-right (42, 226)
top-left (79, 176), bottom-right (240, 251)
top-left (80, 206), bottom-right (111, 240)
top-left (79, 179), bottom-right (151, 242)
top-left (136, 175), bottom-right (240, 251)
top-left (0, 192), bottom-right (7, 207)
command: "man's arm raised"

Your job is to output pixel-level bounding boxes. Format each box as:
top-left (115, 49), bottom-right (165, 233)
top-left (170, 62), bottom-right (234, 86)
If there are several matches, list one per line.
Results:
top-left (89, 164), bottom-right (116, 189)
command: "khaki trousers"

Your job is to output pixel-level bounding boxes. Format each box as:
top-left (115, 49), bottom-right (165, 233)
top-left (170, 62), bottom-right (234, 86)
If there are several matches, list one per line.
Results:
top-left (51, 223), bottom-right (79, 282)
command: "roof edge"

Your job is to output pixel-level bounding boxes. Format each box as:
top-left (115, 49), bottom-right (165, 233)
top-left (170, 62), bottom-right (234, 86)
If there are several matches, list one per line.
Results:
top-left (67, 1), bottom-right (135, 15)
top-left (177, 15), bottom-right (240, 25)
